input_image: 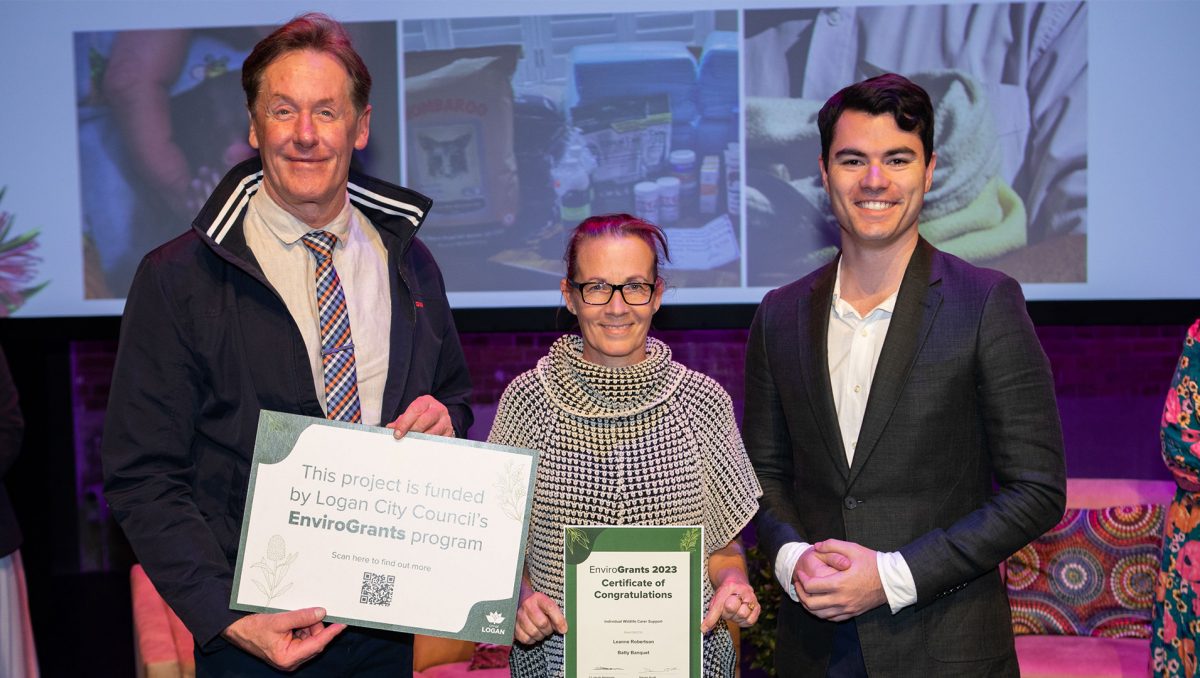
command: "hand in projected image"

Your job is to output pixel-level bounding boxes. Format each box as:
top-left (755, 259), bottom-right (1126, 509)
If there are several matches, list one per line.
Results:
top-left (104, 30), bottom-right (258, 223)
top-left (103, 30), bottom-right (195, 218)
top-left (186, 165), bottom-right (222, 215)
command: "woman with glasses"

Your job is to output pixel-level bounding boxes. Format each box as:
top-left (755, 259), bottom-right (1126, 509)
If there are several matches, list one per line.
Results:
top-left (488, 214), bottom-right (762, 678)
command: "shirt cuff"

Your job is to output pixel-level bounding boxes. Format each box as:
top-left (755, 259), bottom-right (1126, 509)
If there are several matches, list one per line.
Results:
top-left (774, 541), bottom-right (810, 602)
top-left (876, 550), bottom-right (917, 613)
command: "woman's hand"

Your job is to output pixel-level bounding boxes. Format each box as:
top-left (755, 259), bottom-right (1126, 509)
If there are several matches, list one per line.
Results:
top-left (702, 579), bottom-right (761, 632)
top-left (515, 590), bottom-right (568, 645)
top-left (703, 539), bottom-right (761, 632)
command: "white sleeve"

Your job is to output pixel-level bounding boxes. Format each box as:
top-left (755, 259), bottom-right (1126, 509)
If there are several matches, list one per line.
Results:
top-left (774, 541), bottom-right (810, 602)
top-left (877, 550), bottom-right (918, 613)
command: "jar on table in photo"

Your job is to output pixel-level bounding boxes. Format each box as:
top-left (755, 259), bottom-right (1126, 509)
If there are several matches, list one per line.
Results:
top-left (634, 181), bottom-right (660, 223)
top-left (669, 149), bottom-right (697, 215)
top-left (656, 176), bottom-right (681, 224)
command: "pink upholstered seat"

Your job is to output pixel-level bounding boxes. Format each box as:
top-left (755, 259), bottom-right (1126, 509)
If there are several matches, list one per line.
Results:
top-left (130, 564), bottom-right (195, 678)
top-left (1015, 636), bottom-right (1150, 678)
top-left (1065, 477), bottom-right (1175, 508)
top-left (417, 664), bottom-right (509, 678)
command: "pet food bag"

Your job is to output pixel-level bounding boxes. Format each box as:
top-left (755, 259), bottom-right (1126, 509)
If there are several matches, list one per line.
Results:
top-left (405, 45), bottom-right (521, 232)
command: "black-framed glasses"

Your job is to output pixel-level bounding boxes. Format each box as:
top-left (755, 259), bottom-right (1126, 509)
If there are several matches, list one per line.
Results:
top-left (568, 280), bottom-right (657, 305)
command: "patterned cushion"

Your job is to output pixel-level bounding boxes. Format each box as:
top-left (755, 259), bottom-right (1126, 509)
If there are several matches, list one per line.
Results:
top-left (468, 643), bottom-right (511, 671)
top-left (1007, 504), bottom-right (1164, 638)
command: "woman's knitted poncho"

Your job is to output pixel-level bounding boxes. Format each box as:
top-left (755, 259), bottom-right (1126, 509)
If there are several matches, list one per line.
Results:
top-left (488, 335), bottom-right (761, 678)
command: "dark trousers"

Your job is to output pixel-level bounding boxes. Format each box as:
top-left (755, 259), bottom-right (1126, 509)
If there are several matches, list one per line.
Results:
top-left (827, 620), bottom-right (868, 678)
top-left (196, 627), bottom-right (413, 677)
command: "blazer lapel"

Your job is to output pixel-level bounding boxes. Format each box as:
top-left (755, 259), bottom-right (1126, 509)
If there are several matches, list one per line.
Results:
top-left (798, 260), bottom-right (850, 480)
top-left (847, 240), bottom-right (943, 487)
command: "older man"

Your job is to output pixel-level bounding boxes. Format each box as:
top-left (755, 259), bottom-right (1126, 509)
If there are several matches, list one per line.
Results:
top-left (743, 74), bottom-right (1065, 677)
top-left (102, 14), bottom-right (472, 675)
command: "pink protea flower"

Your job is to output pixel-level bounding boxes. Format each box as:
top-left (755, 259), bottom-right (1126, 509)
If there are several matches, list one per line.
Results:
top-left (1188, 319), bottom-right (1200, 343)
top-left (0, 188), bottom-right (46, 316)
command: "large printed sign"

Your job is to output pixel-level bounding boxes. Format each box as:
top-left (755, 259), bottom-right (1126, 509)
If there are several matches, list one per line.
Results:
top-left (231, 410), bottom-right (537, 643)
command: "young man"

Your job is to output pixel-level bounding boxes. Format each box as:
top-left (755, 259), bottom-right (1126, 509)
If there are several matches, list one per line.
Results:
top-left (744, 73), bottom-right (1065, 677)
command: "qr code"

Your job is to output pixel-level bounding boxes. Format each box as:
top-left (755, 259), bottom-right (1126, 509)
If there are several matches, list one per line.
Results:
top-left (359, 571), bottom-right (395, 607)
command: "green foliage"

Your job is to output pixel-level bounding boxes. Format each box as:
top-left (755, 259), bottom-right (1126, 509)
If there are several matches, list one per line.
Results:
top-left (679, 527), bottom-right (700, 552)
top-left (741, 542), bottom-right (781, 676)
top-left (565, 527), bottom-right (591, 557)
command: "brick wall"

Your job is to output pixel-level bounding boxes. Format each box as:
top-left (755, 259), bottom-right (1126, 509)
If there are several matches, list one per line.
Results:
top-left (1037, 324), bottom-right (1185, 397)
top-left (71, 323), bottom-right (1194, 504)
top-left (470, 323), bottom-right (1189, 482)
top-left (459, 328), bottom-right (751, 406)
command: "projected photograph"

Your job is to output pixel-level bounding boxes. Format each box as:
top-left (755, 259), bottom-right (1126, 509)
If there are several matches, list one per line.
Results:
top-left (743, 2), bottom-right (1087, 288)
top-left (403, 11), bottom-right (742, 292)
top-left (73, 22), bottom-right (399, 299)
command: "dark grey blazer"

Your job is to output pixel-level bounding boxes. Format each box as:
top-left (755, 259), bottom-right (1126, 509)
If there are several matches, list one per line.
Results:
top-left (743, 240), bottom-right (1066, 677)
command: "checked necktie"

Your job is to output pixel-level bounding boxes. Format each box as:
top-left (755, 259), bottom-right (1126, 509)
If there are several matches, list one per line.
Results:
top-left (300, 230), bottom-right (363, 423)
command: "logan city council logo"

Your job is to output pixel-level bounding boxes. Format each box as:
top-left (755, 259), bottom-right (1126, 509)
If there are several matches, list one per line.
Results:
top-left (482, 611), bottom-right (506, 635)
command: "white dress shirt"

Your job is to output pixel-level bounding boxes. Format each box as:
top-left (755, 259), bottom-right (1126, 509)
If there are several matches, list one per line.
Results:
top-left (244, 189), bottom-right (392, 426)
top-left (774, 259), bottom-right (918, 614)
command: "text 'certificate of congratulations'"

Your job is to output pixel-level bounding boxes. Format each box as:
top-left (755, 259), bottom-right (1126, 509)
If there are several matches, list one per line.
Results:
top-left (230, 410), bottom-right (537, 643)
top-left (564, 526), bottom-right (702, 678)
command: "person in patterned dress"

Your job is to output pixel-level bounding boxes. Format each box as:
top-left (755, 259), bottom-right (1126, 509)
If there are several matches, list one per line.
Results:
top-left (1152, 319), bottom-right (1200, 677)
top-left (488, 214), bottom-right (763, 678)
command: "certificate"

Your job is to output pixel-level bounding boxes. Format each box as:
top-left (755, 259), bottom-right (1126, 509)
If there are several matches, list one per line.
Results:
top-left (230, 410), bottom-right (537, 643)
top-left (564, 526), bottom-right (702, 678)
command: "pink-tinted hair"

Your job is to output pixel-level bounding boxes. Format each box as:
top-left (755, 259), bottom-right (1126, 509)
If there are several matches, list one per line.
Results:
top-left (564, 214), bottom-right (671, 281)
